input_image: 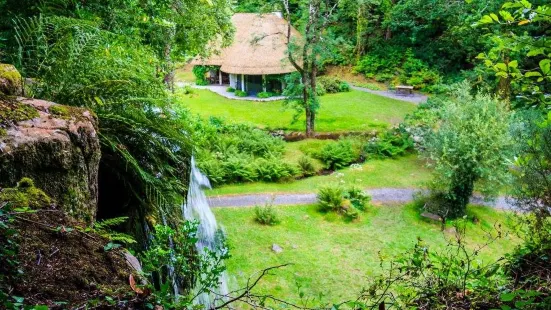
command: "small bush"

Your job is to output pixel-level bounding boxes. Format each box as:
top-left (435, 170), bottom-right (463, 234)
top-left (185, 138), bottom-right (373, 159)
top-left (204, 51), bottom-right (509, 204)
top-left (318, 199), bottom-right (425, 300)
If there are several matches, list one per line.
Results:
top-left (316, 82), bottom-right (327, 96)
top-left (227, 87), bottom-right (235, 92)
top-left (254, 202), bottom-right (280, 225)
top-left (317, 186), bottom-right (345, 212)
top-left (318, 76), bottom-right (350, 93)
top-left (253, 157), bottom-right (299, 182)
top-left (257, 91), bottom-right (273, 98)
top-left (339, 82), bottom-right (351, 92)
top-left (317, 139), bottom-right (358, 170)
top-left (298, 155), bottom-right (317, 177)
top-left (344, 186), bottom-right (371, 211)
top-left (317, 185), bottom-right (371, 219)
top-left (364, 126), bottom-right (414, 159)
top-left (235, 90), bottom-right (248, 97)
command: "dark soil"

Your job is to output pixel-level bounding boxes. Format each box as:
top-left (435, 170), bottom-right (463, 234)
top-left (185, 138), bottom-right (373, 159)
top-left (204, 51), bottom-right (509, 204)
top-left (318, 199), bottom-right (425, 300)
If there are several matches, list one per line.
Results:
top-left (6, 207), bottom-right (140, 308)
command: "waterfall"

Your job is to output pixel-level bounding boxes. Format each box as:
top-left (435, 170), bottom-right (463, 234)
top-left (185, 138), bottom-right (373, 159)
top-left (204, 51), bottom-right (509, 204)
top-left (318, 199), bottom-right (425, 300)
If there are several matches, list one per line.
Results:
top-left (183, 157), bottom-right (229, 307)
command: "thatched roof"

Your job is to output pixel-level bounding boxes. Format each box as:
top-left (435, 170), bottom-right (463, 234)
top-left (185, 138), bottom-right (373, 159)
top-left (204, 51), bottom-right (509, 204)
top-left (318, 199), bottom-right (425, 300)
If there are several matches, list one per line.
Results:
top-left (192, 13), bottom-right (302, 75)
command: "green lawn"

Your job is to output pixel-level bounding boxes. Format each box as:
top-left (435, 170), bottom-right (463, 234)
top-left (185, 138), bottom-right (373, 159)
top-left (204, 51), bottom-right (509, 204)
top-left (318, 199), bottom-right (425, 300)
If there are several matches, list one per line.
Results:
top-left (215, 204), bottom-right (517, 305)
top-left (207, 154), bottom-right (430, 196)
top-left (179, 89), bottom-right (416, 132)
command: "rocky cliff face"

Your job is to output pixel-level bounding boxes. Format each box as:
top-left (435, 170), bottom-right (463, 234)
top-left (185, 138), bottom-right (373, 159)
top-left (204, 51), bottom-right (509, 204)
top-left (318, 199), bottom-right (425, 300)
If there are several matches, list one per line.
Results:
top-left (0, 96), bottom-right (101, 223)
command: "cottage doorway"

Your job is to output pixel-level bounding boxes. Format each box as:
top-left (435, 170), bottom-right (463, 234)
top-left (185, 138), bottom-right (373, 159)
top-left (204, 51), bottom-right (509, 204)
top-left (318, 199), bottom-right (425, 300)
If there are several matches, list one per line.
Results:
top-left (246, 75), bottom-right (263, 95)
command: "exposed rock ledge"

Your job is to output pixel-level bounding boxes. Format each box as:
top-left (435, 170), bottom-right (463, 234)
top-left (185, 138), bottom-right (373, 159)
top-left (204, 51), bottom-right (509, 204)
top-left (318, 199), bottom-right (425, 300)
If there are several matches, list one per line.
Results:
top-left (0, 97), bottom-right (101, 223)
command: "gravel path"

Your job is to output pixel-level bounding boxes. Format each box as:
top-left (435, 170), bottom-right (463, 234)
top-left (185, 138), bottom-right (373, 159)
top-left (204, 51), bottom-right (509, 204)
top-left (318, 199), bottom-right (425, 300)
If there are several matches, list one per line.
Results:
top-left (351, 85), bottom-right (428, 104)
top-left (208, 188), bottom-right (514, 210)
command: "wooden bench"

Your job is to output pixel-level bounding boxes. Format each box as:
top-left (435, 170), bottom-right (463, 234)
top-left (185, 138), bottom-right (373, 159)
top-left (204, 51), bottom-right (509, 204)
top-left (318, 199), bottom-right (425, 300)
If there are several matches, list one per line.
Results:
top-left (395, 85), bottom-right (414, 96)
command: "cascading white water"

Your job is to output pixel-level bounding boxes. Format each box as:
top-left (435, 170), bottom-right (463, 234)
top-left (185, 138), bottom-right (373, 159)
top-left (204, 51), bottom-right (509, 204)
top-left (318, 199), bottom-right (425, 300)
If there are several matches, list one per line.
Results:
top-left (183, 157), bottom-right (229, 307)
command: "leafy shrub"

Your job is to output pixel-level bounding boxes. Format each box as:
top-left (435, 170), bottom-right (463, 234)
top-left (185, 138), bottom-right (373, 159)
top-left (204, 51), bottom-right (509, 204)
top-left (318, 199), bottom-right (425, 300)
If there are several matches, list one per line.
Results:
top-left (254, 202), bottom-right (280, 225)
top-left (226, 87), bottom-right (235, 92)
top-left (317, 139), bottom-right (358, 170)
top-left (364, 126), bottom-right (414, 159)
top-left (339, 82), bottom-right (351, 92)
top-left (355, 48), bottom-right (441, 91)
top-left (256, 91), bottom-right (273, 98)
top-left (317, 185), bottom-right (371, 219)
top-left (235, 90), bottom-right (248, 97)
top-left (316, 82), bottom-right (327, 96)
top-left (317, 186), bottom-right (345, 212)
top-left (253, 157), bottom-right (299, 182)
top-left (317, 76), bottom-right (350, 93)
top-left (344, 186), bottom-right (371, 211)
top-left (180, 85), bottom-right (195, 95)
top-left (193, 118), bottom-right (296, 185)
top-left (298, 155), bottom-right (317, 177)
top-left (192, 65), bottom-right (215, 85)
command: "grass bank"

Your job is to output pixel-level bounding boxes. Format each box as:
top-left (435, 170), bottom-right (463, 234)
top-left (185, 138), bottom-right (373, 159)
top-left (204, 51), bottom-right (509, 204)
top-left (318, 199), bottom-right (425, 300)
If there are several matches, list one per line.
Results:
top-left (207, 154), bottom-right (430, 196)
top-left (215, 204), bottom-right (517, 305)
top-left (179, 89), bottom-right (416, 132)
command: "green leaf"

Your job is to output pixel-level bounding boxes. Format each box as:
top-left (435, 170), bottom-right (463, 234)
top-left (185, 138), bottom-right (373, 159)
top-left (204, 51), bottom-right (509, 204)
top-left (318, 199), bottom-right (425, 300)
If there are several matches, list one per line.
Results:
top-left (508, 60), bottom-right (518, 69)
top-left (525, 71), bottom-right (542, 77)
top-left (527, 48), bottom-right (545, 57)
top-left (499, 10), bottom-right (514, 22)
top-left (479, 15), bottom-right (494, 24)
top-left (494, 63), bottom-right (507, 71)
top-left (500, 292), bottom-right (516, 302)
top-left (490, 13), bottom-right (499, 22)
top-left (539, 59), bottom-right (550, 74)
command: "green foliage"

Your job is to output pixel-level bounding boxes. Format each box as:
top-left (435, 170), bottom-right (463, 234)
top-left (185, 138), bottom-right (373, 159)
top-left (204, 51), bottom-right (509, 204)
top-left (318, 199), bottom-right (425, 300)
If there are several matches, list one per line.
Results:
top-left (87, 217), bottom-right (136, 245)
top-left (364, 126), bottom-right (414, 159)
top-left (317, 185), bottom-right (345, 213)
top-left (192, 65), bottom-right (217, 86)
top-left (418, 83), bottom-right (514, 218)
top-left (234, 90), bottom-right (248, 97)
top-left (256, 91), bottom-right (273, 98)
top-left (511, 111), bottom-right (551, 235)
top-left (226, 86), bottom-right (235, 92)
top-left (297, 155), bottom-right (317, 177)
top-left (0, 183), bottom-right (38, 309)
top-left (192, 117), bottom-right (300, 185)
top-left (254, 201), bottom-right (280, 226)
top-left (476, 1), bottom-right (551, 108)
top-left (344, 186), bottom-right (371, 211)
top-left (317, 76), bottom-right (351, 93)
top-left (355, 49), bottom-right (441, 90)
top-left (356, 227), bottom-right (508, 309)
top-left (15, 15), bottom-right (192, 219)
top-left (317, 139), bottom-right (358, 170)
top-left (317, 184), bottom-right (371, 219)
top-left (0, 178), bottom-right (51, 210)
top-left (140, 221), bottom-right (229, 308)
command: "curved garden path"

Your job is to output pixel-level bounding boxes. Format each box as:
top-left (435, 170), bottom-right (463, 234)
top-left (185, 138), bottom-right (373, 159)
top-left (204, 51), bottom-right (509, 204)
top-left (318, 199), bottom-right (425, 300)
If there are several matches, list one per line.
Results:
top-left (208, 188), bottom-right (514, 209)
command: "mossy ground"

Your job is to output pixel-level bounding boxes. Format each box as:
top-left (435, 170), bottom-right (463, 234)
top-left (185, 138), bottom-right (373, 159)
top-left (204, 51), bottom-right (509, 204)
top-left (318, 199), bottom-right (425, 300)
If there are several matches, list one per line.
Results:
top-left (0, 179), bottom-right (140, 308)
top-left (0, 97), bottom-right (39, 125)
top-left (0, 177), bottom-right (51, 209)
top-left (0, 64), bottom-right (22, 95)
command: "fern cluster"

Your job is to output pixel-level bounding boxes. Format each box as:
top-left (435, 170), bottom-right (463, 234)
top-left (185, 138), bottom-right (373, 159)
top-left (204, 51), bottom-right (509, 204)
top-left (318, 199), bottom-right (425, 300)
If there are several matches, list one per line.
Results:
top-left (14, 15), bottom-right (192, 221)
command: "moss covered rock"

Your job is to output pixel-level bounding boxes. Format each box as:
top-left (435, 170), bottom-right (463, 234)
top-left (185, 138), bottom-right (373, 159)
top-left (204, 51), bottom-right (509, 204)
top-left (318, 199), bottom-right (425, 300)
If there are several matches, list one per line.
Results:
top-left (0, 177), bottom-right (51, 209)
top-left (0, 64), bottom-right (23, 96)
top-left (0, 97), bottom-right (100, 223)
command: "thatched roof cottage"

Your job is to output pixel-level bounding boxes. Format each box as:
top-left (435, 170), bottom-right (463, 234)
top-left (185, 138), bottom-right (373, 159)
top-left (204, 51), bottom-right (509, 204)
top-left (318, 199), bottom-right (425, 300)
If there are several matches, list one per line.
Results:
top-left (192, 13), bottom-right (302, 95)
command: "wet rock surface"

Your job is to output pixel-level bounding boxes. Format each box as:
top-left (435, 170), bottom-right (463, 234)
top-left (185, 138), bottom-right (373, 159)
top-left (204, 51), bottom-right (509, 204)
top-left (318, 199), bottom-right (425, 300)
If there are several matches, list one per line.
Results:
top-left (0, 97), bottom-right (100, 223)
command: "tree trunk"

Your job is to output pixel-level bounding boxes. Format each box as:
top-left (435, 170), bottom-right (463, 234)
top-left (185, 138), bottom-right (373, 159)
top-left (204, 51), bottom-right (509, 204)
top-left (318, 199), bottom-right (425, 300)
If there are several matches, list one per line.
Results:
top-left (303, 73), bottom-right (314, 137)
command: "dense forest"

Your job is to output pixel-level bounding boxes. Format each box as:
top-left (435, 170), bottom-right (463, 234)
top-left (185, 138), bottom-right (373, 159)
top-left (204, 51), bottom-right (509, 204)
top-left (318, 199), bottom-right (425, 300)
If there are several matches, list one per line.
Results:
top-left (0, 0), bottom-right (550, 309)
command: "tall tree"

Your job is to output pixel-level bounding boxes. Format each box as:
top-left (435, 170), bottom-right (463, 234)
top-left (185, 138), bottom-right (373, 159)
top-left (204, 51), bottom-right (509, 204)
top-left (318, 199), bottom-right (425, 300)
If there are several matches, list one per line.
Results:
top-left (283, 0), bottom-right (339, 137)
